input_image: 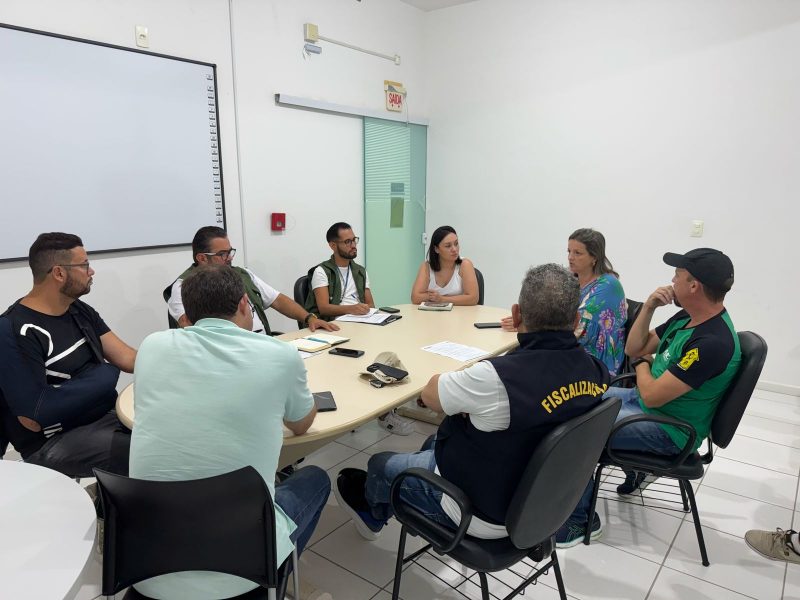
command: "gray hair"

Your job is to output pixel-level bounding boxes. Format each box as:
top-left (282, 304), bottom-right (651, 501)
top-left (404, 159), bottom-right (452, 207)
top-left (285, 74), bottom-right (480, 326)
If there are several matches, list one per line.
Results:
top-left (518, 264), bottom-right (580, 332)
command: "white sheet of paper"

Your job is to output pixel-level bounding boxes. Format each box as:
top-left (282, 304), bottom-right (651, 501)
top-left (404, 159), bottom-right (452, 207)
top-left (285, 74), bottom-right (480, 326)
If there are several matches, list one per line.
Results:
top-left (421, 341), bottom-right (490, 362)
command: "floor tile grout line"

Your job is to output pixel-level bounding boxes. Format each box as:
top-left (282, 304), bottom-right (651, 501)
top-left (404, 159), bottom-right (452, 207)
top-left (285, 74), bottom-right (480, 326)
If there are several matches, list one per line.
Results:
top-left (656, 564), bottom-right (762, 600)
top-left (306, 547), bottom-right (392, 593)
top-left (711, 453), bottom-right (800, 476)
top-left (711, 454), bottom-right (800, 478)
top-left (735, 431), bottom-right (800, 450)
top-left (307, 518), bottom-right (349, 550)
top-left (381, 553), bottom-right (472, 600)
top-left (783, 475), bottom-right (800, 599)
top-left (642, 500), bottom-right (691, 600)
top-left (696, 482), bottom-right (799, 512)
top-left (721, 434), bottom-right (800, 451)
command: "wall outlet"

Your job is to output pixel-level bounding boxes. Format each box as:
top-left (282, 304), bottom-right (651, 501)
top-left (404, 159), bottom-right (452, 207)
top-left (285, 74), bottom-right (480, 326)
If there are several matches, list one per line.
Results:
top-left (690, 220), bottom-right (704, 237)
top-left (135, 25), bottom-right (149, 48)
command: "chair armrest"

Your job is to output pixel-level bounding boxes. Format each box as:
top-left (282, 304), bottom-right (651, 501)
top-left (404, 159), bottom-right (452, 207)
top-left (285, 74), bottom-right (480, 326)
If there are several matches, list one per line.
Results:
top-left (389, 467), bottom-right (473, 554)
top-left (606, 413), bottom-right (697, 471)
top-left (609, 372), bottom-right (637, 387)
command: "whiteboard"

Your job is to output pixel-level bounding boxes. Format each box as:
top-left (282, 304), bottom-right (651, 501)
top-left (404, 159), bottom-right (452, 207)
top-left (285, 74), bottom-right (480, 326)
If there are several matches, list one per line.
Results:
top-left (0, 24), bottom-right (225, 262)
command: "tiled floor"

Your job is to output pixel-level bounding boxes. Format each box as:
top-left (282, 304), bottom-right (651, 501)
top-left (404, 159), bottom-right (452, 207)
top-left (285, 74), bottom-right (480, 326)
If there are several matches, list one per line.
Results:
top-left (16, 387), bottom-right (800, 599)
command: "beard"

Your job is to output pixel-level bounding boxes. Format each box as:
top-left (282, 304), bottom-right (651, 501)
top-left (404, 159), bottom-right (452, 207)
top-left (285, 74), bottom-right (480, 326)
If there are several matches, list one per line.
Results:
top-left (337, 247), bottom-right (356, 261)
top-left (60, 273), bottom-right (91, 299)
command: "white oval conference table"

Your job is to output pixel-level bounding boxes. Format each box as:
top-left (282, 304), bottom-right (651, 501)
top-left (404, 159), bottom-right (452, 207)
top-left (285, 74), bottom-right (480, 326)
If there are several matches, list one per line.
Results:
top-left (116, 304), bottom-right (518, 467)
top-left (0, 460), bottom-right (97, 600)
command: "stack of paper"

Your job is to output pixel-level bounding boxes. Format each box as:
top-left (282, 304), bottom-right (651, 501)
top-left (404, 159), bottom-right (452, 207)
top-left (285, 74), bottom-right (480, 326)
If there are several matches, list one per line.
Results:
top-left (419, 302), bottom-right (453, 311)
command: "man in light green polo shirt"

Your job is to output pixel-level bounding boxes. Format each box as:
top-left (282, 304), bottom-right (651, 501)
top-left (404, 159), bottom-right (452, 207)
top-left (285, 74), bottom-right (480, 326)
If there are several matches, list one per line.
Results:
top-left (130, 264), bottom-right (330, 599)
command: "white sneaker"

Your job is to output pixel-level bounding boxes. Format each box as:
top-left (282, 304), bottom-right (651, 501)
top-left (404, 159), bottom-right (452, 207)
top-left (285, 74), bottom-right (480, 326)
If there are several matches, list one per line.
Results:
top-left (378, 410), bottom-right (414, 436)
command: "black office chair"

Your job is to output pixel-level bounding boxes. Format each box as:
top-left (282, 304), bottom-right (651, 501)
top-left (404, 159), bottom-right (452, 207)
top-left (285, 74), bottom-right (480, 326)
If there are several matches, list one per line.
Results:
top-left (0, 425), bottom-right (8, 459)
top-left (94, 466), bottom-right (293, 600)
top-left (584, 331), bottom-right (768, 566)
top-left (293, 276), bottom-right (311, 329)
top-left (618, 298), bottom-right (643, 380)
top-left (389, 397), bottom-right (622, 600)
top-left (474, 268), bottom-right (485, 306)
top-left (162, 282), bottom-right (179, 329)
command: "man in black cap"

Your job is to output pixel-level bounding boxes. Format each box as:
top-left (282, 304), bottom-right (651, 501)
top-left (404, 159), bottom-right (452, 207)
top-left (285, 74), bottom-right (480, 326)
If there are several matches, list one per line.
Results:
top-left (557, 248), bottom-right (742, 547)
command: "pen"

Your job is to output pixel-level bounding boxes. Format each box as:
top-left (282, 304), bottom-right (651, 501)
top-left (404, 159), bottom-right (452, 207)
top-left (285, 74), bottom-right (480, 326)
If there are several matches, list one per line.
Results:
top-left (307, 337), bottom-right (329, 343)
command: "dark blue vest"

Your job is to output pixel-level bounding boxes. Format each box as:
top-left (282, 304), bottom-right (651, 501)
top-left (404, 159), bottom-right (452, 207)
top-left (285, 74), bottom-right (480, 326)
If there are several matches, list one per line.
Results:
top-left (434, 330), bottom-right (609, 525)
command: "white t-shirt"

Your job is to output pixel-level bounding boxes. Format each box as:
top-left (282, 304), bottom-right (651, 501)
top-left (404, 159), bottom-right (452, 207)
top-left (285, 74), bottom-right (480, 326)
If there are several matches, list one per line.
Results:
top-left (435, 361), bottom-right (511, 539)
top-left (168, 267), bottom-right (279, 333)
top-left (310, 264), bottom-right (371, 306)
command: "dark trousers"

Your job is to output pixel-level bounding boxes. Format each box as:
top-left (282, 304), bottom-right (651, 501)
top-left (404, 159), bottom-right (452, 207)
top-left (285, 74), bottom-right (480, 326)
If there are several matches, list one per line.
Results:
top-left (24, 411), bottom-right (130, 478)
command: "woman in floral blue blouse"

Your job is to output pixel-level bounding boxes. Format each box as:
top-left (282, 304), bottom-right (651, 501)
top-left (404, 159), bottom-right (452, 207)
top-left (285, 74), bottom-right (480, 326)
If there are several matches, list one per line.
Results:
top-left (568, 228), bottom-right (627, 377)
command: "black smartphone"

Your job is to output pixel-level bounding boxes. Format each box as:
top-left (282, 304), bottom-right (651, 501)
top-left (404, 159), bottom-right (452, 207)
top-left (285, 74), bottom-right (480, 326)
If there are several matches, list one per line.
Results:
top-left (329, 347), bottom-right (365, 358)
top-left (379, 306), bottom-right (400, 313)
top-left (313, 391), bottom-right (337, 411)
top-left (474, 322), bottom-right (502, 329)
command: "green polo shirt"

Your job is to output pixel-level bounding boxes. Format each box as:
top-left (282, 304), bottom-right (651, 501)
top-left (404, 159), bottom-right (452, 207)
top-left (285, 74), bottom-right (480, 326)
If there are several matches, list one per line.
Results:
top-left (130, 318), bottom-right (314, 599)
top-left (642, 309), bottom-right (741, 451)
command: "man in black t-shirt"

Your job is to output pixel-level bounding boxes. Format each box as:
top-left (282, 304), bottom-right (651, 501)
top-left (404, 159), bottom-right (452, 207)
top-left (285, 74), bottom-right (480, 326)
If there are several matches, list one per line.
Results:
top-left (0, 233), bottom-right (137, 478)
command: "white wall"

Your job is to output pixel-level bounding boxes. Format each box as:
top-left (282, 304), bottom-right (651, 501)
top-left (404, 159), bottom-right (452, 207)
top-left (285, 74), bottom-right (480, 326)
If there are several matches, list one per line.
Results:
top-left (424, 0), bottom-right (800, 388)
top-left (230, 0), bottom-right (426, 333)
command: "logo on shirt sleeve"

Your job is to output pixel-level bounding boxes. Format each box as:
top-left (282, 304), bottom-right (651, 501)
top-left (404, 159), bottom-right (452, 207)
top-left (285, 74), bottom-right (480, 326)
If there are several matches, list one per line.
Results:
top-left (678, 348), bottom-right (699, 371)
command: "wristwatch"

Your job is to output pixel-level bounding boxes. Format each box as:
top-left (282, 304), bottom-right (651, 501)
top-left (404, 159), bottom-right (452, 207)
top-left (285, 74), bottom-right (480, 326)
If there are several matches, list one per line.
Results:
top-left (303, 313), bottom-right (317, 326)
top-left (630, 357), bottom-right (653, 370)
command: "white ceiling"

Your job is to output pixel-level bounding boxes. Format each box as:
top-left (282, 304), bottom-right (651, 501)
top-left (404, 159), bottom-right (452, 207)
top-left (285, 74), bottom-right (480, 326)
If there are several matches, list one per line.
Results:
top-left (399, 0), bottom-right (478, 12)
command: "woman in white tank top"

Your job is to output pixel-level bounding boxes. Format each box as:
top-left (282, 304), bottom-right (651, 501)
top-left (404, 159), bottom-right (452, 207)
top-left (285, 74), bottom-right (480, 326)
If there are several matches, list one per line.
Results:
top-left (411, 225), bottom-right (479, 306)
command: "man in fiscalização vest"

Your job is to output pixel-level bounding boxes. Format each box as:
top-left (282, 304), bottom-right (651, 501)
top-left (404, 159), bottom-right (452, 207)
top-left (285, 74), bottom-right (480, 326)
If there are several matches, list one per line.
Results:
top-left (331, 263), bottom-right (610, 541)
top-left (559, 247), bottom-right (741, 547)
top-left (166, 226), bottom-right (339, 334)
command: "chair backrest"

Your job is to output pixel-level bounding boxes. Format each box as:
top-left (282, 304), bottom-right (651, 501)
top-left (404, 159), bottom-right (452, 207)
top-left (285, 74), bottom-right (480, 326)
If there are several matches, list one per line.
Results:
top-left (0, 406), bottom-right (8, 458)
top-left (624, 299), bottom-right (643, 339)
top-left (293, 276), bottom-right (311, 328)
top-left (94, 465), bottom-right (278, 597)
top-left (620, 299), bottom-right (643, 376)
top-left (162, 281), bottom-right (179, 329)
top-left (506, 397), bottom-right (621, 549)
top-left (474, 268), bottom-right (485, 306)
top-left (709, 331), bottom-right (768, 449)
top-left (294, 276), bottom-right (310, 306)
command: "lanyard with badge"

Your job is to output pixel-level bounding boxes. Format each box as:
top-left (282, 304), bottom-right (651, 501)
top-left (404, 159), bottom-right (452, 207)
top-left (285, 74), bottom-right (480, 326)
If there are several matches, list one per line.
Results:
top-left (339, 265), bottom-right (354, 302)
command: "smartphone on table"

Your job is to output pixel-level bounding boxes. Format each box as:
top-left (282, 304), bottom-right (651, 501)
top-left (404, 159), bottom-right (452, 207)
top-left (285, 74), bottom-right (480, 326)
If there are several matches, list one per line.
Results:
top-left (329, 347), bottom-right (365, 358)
top-left (313, 391), bottom-right (337, 412)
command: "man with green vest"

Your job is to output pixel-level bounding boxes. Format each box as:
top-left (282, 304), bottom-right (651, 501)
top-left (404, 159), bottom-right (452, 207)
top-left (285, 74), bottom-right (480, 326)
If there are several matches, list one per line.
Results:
top-left (166, 226), bottom-right (339, 334)
top-left (558, 247), bottom-right (741, 547)
top-left (305, 223), bottom-right (413, 436)
top-left (305, 222), bottom-right (376, 319)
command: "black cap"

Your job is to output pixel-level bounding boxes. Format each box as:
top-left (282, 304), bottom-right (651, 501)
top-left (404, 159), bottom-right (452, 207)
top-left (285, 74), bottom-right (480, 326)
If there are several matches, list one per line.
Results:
top-left (663, 248), bottom-right (734, 290)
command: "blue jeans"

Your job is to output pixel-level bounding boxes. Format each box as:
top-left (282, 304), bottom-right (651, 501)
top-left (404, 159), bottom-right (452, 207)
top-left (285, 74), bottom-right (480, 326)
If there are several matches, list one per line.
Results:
top-left (275, 465), bottom-right (331, 555)
top-left (567, 387), bottom-right (680, 526)
top-left (365, 435), bottom-right (457, 529)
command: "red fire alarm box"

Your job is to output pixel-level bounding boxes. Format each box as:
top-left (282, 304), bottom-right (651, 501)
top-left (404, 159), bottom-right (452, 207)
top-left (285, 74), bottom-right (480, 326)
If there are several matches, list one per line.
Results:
top-left (271, 212), bottom-right (286, 232)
